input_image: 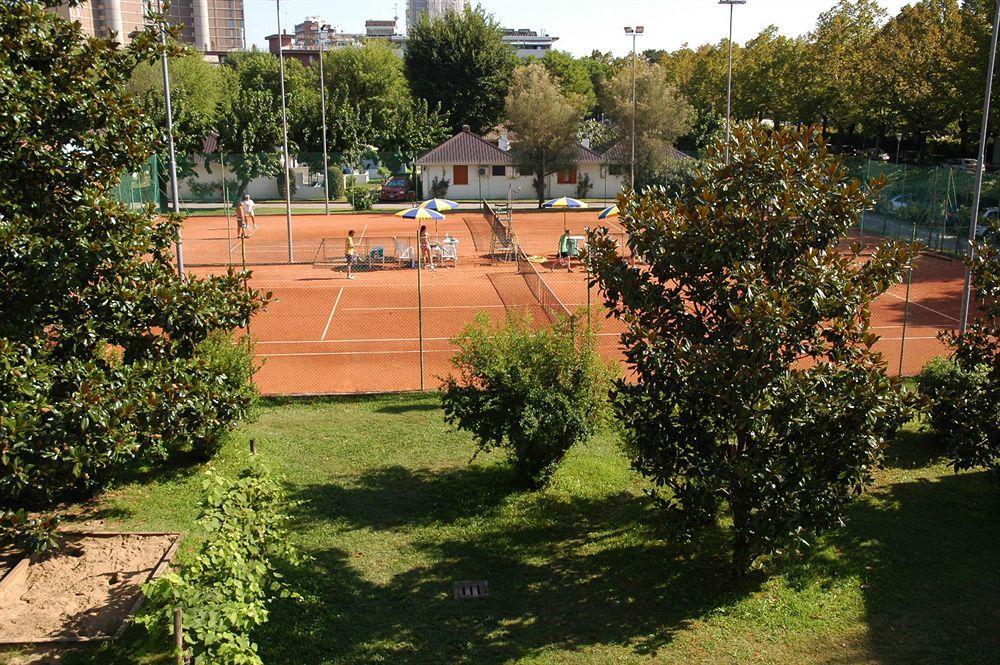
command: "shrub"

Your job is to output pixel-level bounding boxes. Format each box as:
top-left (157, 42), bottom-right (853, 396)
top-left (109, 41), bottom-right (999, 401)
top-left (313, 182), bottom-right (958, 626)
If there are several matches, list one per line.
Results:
top-left (137, 332), bottom-right (259, 463)
top-left (441, 313), bottom-right (613, 488)
top-left (276, 167), bottom-right (298, 198)
top-left (575, 172), bottom-right (593, 199)
top-left (346, 184), bottom-right (375, 211)
top-left (430, 176), bottom-right (450, 198)
top-left (587, 125), bottom-right (915, 573)
top-left (328, 168), bottom-right (345, 199)
top-left (139, 466), bottom-right (302, 665)
top-left (918, 228), bottom-right (1000, 474)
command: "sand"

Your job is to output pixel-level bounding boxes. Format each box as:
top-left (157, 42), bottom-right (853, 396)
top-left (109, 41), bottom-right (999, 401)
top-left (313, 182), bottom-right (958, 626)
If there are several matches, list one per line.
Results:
top-left (0, 533), bottom-right (177, 643)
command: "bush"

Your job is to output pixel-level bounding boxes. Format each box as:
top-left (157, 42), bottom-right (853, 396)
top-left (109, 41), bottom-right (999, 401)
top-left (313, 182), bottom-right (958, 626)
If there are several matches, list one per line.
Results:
top-left (575, 172), bottom-right (593, 199)
top-left (276, 167), bottom-right (298, 198)
top-left (346, 184), bottom-right (375, 211)
top-left (430, 176), bottom-right (450, 198)
top-left (441, 313), bottom-right (613, 488)
top-left (328, 168), bottom-right (345, 199)
top-left (138, 466), bottom-right (302, 665)
top-left (918, 230), bottom-right (1000, 474)
top-left (138, 332), bottom-right (259, 463)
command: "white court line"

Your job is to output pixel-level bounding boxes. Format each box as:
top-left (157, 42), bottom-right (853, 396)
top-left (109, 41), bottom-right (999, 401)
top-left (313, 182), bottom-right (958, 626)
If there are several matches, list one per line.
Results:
top-left (359, 224), bottom-right (368, 241)
top-left (261, 349), bottom-right (456, 358)
top-left (320, 287), bottom-right (344, 340)
top-left (255, 331), bottom-right (622, 345)
top-left (340, 304), bottom-right (507, 311)
top-left (884, 292), bottom-right (959, 322)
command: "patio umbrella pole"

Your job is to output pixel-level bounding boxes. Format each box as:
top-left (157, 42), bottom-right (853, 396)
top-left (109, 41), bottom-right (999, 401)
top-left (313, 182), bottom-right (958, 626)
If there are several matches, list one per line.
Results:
top-left (417, 238), bottom-right (425, 390)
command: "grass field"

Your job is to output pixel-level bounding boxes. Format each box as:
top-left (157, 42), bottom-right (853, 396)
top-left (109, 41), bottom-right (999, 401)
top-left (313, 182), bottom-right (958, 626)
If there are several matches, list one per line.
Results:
top-left (16, 393), bottom-right (1000, 664)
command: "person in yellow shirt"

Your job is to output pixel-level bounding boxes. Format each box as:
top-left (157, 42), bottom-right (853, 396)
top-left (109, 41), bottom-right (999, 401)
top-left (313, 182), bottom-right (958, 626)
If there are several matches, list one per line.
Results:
top-left (345, 229), bottom-right (357, 280)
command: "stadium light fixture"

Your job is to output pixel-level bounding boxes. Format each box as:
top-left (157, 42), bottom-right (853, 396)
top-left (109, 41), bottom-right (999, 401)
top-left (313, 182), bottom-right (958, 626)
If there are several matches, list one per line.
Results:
top-left (719, 0), bottom-right (746, 165)
top-left (960, 0), bottom-right (1000, 332)
top-left (624, 26), bottom-right (644, 186)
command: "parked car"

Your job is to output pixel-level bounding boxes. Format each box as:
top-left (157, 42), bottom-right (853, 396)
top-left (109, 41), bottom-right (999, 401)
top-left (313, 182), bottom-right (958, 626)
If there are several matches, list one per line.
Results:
top-left (380, 175), bottom-right (415, 202)
top-left (889, 194), bottom-right (913, 211)
top-left (865, 148), bottom-right (891, 162)
top-left (945, 158), bottom-right (984, 173)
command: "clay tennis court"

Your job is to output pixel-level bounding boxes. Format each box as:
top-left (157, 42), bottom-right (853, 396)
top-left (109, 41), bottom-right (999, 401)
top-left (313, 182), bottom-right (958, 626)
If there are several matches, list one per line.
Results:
top-left (183, 209), bottom-right (967, 395)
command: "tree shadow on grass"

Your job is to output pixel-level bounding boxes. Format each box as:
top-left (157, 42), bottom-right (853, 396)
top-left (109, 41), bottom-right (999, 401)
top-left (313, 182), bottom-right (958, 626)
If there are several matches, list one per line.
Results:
top-left (262, 490), bottom-right (755, 664)
top-left (289, 463), bottom-right (519, 532)
top-left (795, 469), bottom-right (1000, 665)
top-left (881, 426), bottom-right (948, 471)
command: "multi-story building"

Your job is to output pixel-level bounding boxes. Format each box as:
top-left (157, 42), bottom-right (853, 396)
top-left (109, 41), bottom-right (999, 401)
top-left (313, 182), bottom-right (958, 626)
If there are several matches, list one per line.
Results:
top-left (52, 0), bottom-right (244, 52)
top-left (269, 16), bottom-right (404, 65)
top-left (406, 0), bottom-right (467, 31)
top-left (501, 28), bottom-right (558, 58)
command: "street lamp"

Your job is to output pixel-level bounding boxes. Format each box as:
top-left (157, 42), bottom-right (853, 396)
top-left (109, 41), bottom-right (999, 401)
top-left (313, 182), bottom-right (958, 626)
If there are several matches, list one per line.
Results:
top-left (276, 0), bottom-right (294, 262)
top-left (317, 33), bottom-right (330, 216)
top-left (895, 132), bottom-right (902, 164)
top-left (960, 0), bottom-right (1000, 332)
top-left (157, 0), bottom-right (183, 276)
top-left (719, 0), bottom-right (745, 165)
top-left (624, 25), bottom-right (644, 186)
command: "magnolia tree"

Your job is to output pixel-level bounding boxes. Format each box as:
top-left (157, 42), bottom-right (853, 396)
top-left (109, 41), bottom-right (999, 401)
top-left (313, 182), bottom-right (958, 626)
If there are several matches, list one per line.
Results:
top-left (586, 125), bottom-right (915, 573)
top-left (0, 1), bottom-right (265, 550)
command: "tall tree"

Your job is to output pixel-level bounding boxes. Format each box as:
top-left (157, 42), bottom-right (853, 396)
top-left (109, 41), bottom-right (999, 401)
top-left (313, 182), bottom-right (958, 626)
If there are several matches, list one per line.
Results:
top-left (1, 1), bottom-right (263, 549)
top-left (541, 50), bottom-right (598, 113)
top-left (604, 60), bottom-right (692, 185)
top-left (405, 7), bottom-right (518, 133)
top-left (506, 63), bottom-right (584, 206)
top-left (215, 87), bottom-right (286, 199)
top-left (587, 125), bottom-right (915, 573)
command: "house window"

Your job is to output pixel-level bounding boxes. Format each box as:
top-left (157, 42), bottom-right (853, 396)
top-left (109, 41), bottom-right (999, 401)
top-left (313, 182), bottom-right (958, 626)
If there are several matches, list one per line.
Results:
top-left (453, 164), bottom-right (469, 185)
top-left (492, 165), bottom-right (505, 177)
top-left (556, 169), bottom-right (577, 184)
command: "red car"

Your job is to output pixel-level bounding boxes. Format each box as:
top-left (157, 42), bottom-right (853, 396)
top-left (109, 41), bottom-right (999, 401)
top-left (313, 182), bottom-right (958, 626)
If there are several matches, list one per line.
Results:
top-left (380, 175), bottom-right (415, 202)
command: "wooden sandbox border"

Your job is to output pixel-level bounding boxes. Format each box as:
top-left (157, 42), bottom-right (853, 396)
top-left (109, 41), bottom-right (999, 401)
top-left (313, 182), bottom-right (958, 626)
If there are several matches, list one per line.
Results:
top-left (0, 530), bottom-right (183, 645)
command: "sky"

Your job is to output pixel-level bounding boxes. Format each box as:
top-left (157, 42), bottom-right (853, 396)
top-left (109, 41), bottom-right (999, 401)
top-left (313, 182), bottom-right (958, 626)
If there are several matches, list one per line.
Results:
top-left (243, 0), bottom-right (912, 56)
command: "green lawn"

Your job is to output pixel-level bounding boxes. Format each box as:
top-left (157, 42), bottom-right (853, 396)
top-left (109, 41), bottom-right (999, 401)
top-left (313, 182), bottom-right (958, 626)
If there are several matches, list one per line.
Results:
top-left (17, 393), bottom-right (1000, 664)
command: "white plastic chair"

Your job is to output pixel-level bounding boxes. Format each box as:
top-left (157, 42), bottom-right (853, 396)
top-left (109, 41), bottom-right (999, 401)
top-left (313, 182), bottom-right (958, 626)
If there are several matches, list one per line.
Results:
top-left (392, 237), bottom-right (415, 268)
top-left (436, 239), bottom-right (458, 267)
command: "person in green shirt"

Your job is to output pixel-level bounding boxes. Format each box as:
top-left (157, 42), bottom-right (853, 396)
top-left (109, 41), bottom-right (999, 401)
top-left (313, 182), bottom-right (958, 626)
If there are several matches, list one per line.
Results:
top-left (558, 228), bottom-right (572, 267)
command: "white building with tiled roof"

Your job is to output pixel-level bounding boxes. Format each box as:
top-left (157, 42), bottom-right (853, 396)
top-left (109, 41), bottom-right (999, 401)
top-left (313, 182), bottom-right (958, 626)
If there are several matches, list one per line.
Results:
top-left (415, 126), bottom-right (626, 201)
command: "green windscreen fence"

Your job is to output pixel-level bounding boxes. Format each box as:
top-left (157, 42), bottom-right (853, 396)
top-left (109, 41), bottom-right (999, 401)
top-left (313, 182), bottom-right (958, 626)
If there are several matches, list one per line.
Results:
top-left (112, 155), bottom-right (159, 208)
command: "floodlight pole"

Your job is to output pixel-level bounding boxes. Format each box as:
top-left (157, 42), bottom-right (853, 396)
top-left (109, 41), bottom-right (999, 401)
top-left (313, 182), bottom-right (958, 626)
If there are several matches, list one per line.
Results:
top-left (158, 0), bottom-right (183, 276)
top-left (318, 40), bottom-right (330, 216)
top-left (960, 0), bottom-right (1000, 333)
top-left (624, 26), bottom-right (643, 186)
top-left (276, 0), bottom-right (294, 262)
top-left (720, 0), bottom-right (745, 165)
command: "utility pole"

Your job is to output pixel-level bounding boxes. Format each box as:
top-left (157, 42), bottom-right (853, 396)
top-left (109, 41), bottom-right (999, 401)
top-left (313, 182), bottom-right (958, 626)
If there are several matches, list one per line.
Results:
top-left (719, 0), bottom-right (746, 165)
top-left (276, 0), bottom-right (294, 262)
top-left (624, 25), bottom-right (644, 186)
top-left (158, 0), bottom-right (183, 276)
top-left (318, 37), bottom-right (330, 216)
top-left (960, 0), bottom-right (1000, 332)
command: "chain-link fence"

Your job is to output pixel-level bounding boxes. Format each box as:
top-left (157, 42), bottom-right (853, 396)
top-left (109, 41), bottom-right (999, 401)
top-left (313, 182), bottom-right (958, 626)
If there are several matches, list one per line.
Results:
top-left (112, 155), bottom-right (159, 208)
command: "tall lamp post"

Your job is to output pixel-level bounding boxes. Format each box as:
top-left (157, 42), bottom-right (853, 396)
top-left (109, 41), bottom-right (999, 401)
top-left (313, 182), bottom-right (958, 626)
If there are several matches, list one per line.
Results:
top-left (960, 0), bottom-right (1000, 333)
top-left (624, 25), bottom-right (644, 186)
top-left (318, 36), bottom-right (330, 216)
top-left (157, 0), bottom-right (183, 276)
top-left (276, 0), bottom-right (294, 262)
top-left (719, 0), bottom-right (745, 165)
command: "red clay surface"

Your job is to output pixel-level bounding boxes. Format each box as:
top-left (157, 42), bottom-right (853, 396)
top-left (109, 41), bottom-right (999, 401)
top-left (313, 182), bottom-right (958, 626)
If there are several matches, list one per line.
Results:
top-left (183, 211), bottom-right (967, 395)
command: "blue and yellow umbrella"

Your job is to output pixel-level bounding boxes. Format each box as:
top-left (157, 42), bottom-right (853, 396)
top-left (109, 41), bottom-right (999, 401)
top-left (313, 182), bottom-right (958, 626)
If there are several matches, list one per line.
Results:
top-left (543, 197), bottom-right (588, 209)
top-left (597, 204), bottom-right (619, 219)
top-left (418, 198), bottom-right (459, 211)
top-left (396, 206), bottom-right (445, 220)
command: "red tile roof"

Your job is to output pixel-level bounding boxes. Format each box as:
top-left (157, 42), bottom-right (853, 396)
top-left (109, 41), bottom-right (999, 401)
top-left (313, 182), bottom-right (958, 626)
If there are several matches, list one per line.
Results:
top-left (416, 126), bottom-right (512, 165)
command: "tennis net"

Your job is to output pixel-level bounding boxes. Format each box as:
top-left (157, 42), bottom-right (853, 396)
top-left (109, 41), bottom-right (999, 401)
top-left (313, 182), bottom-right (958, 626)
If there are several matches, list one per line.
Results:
top-left (482, 200), bottom-right (510, 239)
top-left (516, 248), bottom-right (573, 325)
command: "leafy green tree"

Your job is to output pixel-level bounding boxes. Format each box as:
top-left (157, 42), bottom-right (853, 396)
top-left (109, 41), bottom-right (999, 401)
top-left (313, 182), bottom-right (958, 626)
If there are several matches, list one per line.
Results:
top-left (405, 7), bottom-right (518, 133)
top-left (0, 1), bottom-right (264, 550)
top-left (506, 63), bottom-right (584, 206)
top-left (587, 125), bottom-right (915, 573)
top-left (578, 118), bottom-right (621, 153)
top-left (918, 226), bottom-right (1000, 475)
top-left (128, 48), bottom-right (224, 179)
top-left (541, 49), bottom-right (598, 113)
top-left (323, 42), bottom-right (412, 141)
top-left (604, 60), bottom-right (692, 185)
top-left (442, 313), bottom-right (613, 488)
top-left (216, 87), bottom-right (287, 199)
